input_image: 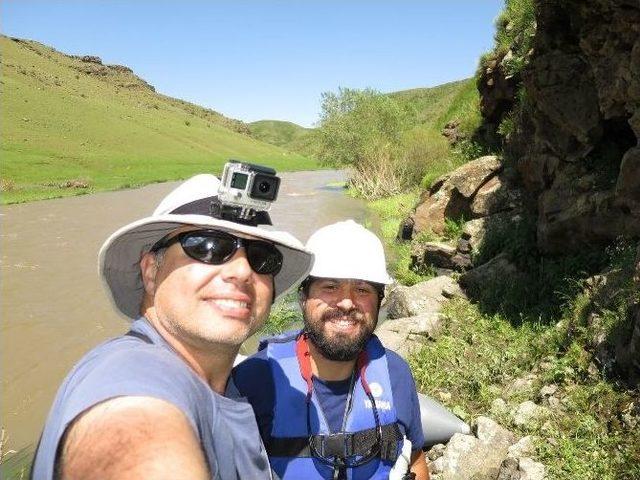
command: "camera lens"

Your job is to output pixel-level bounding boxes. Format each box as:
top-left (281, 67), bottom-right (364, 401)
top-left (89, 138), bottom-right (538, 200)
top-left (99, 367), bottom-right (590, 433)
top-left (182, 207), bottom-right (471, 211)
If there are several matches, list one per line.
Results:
top-left (258, 181), bottom-right (271, 193)
top-left (250, 173), bottom-right (280, 201)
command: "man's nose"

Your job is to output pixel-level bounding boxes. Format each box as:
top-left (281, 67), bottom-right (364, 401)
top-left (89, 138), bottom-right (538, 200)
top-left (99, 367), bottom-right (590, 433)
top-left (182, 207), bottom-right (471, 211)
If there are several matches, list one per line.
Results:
top-left (221, 249), bottom-right (253, 282)
top-left (335, 291), bottom-right (356, 312)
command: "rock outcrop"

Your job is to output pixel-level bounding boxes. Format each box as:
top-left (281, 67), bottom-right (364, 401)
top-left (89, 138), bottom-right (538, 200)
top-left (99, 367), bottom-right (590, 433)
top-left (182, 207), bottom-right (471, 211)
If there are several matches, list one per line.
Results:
top-left (400, 156), bottom-right (527, 275)
top-left (477, 0), bottom-right (640, 254)
top-left (407, 156), bottom-right (507, 237)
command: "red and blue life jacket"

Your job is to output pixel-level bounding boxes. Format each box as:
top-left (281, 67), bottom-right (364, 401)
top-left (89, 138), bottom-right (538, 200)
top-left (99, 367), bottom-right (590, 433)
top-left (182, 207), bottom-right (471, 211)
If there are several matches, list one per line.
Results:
top-left (260, 331), bottom-right (403, 479)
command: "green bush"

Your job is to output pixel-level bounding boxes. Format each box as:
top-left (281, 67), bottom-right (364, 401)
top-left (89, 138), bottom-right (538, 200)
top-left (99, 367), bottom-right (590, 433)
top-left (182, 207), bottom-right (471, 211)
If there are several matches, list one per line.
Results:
top-left (315, 88), bottom-right (419, 198)
top-left (316, 87), bottom-right (415, 167)
top-left (261, 293), bottom-right (302, 335)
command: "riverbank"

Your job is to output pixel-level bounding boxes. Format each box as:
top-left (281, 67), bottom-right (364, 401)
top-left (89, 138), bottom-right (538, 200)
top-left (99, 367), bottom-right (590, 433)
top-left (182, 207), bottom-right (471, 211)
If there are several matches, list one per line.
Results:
top-left (367, 193), bottom-right (640, 479)
top-left (0, 155), bottom-right (319, 204)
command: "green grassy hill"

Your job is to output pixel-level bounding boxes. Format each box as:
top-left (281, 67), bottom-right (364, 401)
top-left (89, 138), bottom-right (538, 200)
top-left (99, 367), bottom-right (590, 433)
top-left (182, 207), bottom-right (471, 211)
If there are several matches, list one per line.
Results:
top-left (0, 36), bottom-right (317, 204)
top-left (391, 78), bottom-right (480, 134)
top-left (248, 120), bottom-right (312, 150)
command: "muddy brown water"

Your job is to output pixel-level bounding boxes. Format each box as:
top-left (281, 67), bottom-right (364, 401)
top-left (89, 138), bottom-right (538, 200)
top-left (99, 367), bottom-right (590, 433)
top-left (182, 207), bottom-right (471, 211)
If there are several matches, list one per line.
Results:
top-left (0, 169), bottom-right (369, 452)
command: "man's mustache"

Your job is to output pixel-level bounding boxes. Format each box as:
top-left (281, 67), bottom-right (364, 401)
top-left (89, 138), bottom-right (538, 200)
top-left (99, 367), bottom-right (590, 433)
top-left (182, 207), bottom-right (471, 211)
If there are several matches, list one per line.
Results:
top-left (321, 308), bottom-right (364, 322)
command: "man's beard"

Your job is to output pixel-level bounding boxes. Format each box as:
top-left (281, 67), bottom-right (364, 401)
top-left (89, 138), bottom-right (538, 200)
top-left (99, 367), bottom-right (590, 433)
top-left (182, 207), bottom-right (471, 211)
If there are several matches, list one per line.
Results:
top-left (304, 308), bottom-right (377, 361)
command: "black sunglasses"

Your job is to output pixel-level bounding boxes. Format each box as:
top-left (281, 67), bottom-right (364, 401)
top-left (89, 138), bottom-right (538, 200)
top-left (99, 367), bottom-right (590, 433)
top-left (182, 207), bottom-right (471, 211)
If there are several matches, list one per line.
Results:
top-left (151, 229), bottom-right (283, 275)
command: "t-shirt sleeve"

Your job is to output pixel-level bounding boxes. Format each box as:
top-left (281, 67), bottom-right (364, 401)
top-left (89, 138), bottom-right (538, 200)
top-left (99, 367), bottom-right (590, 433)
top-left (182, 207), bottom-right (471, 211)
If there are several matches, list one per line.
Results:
top-left (231, 349), bottom-right (276, 440)
top-left (387, 350), bottom-right (426, 451)
top-left (60, 345), bottom-right (204, 433)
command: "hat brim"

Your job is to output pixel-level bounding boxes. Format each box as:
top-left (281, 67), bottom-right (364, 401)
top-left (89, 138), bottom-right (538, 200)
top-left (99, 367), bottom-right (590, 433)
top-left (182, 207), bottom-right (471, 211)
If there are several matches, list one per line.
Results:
top-left (99, 214), bottom-right (313, 319)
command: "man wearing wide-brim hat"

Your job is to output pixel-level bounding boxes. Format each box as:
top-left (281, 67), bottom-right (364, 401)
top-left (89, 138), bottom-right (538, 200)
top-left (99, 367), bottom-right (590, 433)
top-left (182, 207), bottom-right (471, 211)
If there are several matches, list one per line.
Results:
top-left (31, 173), bottom-right (313, 480)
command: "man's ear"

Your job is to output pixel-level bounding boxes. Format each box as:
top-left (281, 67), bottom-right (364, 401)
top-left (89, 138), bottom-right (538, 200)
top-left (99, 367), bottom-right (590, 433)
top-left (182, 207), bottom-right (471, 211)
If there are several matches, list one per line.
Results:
top-left (140, 252), bottom-right (159, 296)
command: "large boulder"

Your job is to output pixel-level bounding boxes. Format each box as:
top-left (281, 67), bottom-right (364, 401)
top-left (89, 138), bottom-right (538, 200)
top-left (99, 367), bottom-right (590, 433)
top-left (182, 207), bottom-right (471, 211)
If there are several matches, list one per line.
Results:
top-left (375, 313), bottom-right (444, 360)
top-left (470, 174), bottom-right (524, 217)
top-left (411, 242), bottom-right (472, 272)
top-left (525, 51), bottom-right (602, 157)
top-left (459, 253), bottom-right (523, 298)
top-left (429, 417), bottom-right (516, 480)
top-left (460, 212), bottom-right (521, 256)
top-left (385, 276), bottom-right (465, 320)
top-left (411, 156), bottom-right (503, 235)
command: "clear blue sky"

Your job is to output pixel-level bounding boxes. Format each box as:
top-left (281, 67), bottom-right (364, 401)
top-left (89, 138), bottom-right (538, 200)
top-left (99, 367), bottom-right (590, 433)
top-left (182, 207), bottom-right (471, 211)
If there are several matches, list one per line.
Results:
top-left (2, 1), bottom-right (504, 127)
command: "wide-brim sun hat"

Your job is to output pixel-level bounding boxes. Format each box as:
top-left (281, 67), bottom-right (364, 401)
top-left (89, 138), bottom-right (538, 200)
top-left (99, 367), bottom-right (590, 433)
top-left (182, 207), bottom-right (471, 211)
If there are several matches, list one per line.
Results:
top-left (305, 219), bottom-right (393, 285)
top-left (99, 174), bottom-right (314, 319)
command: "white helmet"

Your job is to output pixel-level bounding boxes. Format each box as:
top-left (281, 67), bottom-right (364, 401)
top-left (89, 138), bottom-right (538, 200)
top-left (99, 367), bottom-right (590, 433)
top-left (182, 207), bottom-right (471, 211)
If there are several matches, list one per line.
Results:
top-left (305, 220), bottom-right (393, 285)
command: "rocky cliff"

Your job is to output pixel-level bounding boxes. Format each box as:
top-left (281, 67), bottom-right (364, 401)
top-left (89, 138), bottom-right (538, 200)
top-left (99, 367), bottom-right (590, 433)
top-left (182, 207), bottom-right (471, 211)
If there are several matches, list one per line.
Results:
top-left (478, 0), bottom-right (639, 254)
top-left (402, 0), bottom-right (640, 389)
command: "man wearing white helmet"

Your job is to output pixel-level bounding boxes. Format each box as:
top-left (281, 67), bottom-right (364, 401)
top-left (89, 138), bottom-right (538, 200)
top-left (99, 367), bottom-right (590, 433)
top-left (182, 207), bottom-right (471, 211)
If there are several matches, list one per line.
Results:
top-left (31, 171), bottom-right (313, 480)
top-left (233, 220), bottom-right (430, 479)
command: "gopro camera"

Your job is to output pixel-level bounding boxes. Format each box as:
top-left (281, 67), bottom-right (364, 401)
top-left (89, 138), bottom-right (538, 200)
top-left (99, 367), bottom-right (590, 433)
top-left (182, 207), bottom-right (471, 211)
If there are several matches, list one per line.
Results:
top-left (213, 160), bottom-right (281, 225)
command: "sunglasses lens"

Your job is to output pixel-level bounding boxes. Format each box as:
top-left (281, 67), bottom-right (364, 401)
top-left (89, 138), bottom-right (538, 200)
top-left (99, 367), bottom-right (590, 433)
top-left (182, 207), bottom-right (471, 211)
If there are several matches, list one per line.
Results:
top-left (246, 242), bottom-right (283, 275)
top-left (181, 233), bottom-right (235, 264)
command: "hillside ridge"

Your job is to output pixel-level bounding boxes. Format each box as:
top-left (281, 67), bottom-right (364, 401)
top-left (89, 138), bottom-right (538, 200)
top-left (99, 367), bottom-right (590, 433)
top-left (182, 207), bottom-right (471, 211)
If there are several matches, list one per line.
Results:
top-left (0, 35), bottom-right (315, 203)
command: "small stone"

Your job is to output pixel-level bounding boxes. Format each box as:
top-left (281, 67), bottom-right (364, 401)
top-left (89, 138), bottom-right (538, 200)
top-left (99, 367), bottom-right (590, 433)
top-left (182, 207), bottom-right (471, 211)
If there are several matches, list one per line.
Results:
top-left (518, 457), bottom-right (546, 480)
top-left (475, 416), bottom-right (516, 445)
top-left (508, 436), bottom-right (536, 458)
top-left (539, 384), bottom-right (558, 397)
top-left (541, 421), bottom-right (555, 434)
top-left (622, 411), bottom-right (638, 429)
top-left (497, 456), bottom-right (520, 480)
top-left (427, 443), bottom-right (446, 461)
top-left (457, 238), bottom-right (472, 254)
top-left (547, 396), bottom-right (561, 409)
top-left (512, 401), bottom-right (549, 427)
top-left (430, 456), bottom-right (444, 474)
top-left (506, 374), bottom-right (537, 398)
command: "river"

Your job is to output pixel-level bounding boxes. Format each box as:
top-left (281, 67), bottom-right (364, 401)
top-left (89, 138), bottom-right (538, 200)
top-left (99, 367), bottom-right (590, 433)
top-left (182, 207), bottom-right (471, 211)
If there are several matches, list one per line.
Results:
top-left (0, 169), bottom-right (369, 452)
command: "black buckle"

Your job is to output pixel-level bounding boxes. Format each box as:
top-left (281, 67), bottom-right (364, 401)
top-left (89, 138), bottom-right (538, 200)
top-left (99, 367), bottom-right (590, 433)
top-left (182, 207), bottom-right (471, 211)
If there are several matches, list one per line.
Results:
top-left (315, 433), bottom-right (354, 458)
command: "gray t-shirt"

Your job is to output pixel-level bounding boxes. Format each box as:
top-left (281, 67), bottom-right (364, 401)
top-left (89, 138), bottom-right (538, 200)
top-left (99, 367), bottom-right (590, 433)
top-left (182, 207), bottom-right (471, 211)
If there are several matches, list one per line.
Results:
top-left (31, 318), bottom-right (270, 479)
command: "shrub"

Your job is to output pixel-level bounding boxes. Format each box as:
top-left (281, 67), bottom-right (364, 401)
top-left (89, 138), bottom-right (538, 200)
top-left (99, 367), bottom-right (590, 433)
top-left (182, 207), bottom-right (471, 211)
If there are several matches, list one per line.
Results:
top-left (261, 299), bottom-right (301, 335)
top-left (315, 88), bottom-right (419, 198)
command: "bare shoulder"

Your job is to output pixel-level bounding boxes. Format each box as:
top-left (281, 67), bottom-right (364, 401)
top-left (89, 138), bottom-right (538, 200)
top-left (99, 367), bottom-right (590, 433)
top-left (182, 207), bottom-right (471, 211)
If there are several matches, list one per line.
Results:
top-left (58, 396), bottom-right (209, 480)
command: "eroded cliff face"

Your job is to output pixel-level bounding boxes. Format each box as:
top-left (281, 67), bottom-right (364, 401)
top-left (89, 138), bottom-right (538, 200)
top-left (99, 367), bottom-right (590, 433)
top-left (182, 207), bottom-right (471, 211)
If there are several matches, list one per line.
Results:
top-left (478, 0), bottom-right (639, 254)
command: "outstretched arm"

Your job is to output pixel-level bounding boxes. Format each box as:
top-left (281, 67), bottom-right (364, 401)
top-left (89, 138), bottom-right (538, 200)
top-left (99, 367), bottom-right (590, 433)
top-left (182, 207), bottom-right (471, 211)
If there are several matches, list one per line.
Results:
top-left (57, 396), bottom-right (209, 480)
top-left (410, 450), bottom-right (430, 480)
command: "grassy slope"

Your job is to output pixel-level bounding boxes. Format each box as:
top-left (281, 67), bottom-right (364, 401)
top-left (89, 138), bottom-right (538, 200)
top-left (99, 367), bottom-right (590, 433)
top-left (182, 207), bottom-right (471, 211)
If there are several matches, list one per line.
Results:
top-left (390, 78), bottom-right (479, 131)
top-left (248, 120), bottom-right (312, 148)
top-left (0, 36), bottom-right (317, 204)
top-left (391, 79), bottom-right (484, 187)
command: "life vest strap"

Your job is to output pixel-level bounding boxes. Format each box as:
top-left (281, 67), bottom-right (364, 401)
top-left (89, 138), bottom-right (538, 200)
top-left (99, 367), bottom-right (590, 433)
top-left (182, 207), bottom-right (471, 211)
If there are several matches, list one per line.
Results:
top-left (266, 423), bottom-right (402, 462)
